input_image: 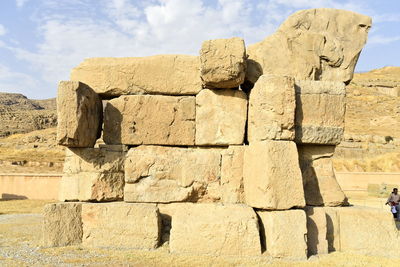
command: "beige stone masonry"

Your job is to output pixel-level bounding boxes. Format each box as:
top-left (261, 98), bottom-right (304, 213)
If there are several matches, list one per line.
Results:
top-left (305, 206), bottom-right (328, 256)
top-left (124, 146), bottom-right (222, 203)
top-left (295, 80), bottom-right (346, 145)
top-left (59, 147), bottom-right (125, 202)
top-left (70, 55), bottom-right (202, 97)
top-left (103, 95), bottom-right (195, 146)
top-left (243, 141), bottom-right (305, 210)
top-left (200, 37), bottom-right (246, 88)
top-left (248, 75), bottom-right (296, 142)
top-left (257, 210), bottom-right (307, 260)
top-left (81, 203), bottom-right (160, 249)
top-left (298, 145), bottom-right (347, 206)
top-left (195, 89), bottom-right (247, 146)
top-left (43, 203), bottom-right (83, 247)
top-left (170, 203), bottom-right (261, 256)
top-left (57, 81), bottom-right (102, 148)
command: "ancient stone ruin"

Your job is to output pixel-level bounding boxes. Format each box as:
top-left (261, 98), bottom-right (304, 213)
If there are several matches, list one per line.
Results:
top-left (43, 8), bottom-right (400, 259)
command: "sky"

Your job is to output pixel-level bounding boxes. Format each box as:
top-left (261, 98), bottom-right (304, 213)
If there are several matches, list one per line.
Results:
top-left (0, 0), bottom-right (399, 99)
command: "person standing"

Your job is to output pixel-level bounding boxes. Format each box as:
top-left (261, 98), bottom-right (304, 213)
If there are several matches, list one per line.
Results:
top-left (386, 188), bottom-right (400, 220)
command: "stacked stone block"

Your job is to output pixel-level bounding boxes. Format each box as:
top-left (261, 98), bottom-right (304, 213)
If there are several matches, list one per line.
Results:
top-left (44, 8), bottom-right (400, 261)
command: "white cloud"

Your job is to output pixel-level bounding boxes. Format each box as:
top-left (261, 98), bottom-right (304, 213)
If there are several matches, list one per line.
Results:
top-left (15, 0), bottom-right (30, 7)
top-left (3, 0), bottom-right (392, 99)
top-left (0, 24), bottom-right (6, 36)
top-left (0, 64), bottom-right (43, 98)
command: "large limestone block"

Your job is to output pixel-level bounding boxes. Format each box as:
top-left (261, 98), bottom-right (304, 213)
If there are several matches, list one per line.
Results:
top-left (295, 81), bottom-right (346, 144)
top-left (59, 147), bottom-right (125, 202)
top-left (305, 206), bottom-right (328, 256)
top-left (338, 206), bottom-right (400, 256)
top-left (57, 81), bottom-right (102, 148)
top-left (81, 203), bottom-right (160, 249)
top-left (195, 89), bottom-right (247, 145)
top-left (43, 203), bottom-right (82, 247)
top-left (298, 145), bottom-right (347, 206)
top-left (257, 210), bottom-right (307, 260)
top-left (170, 203), bottom-right (261, 256)
top-left (220, 146), bottom-right (245, 203)
top-left (243, 141), bottom-right (305, 209)
top-left (200, 37), bottom-right (246, 88)
top-left (124, 146), bottom-right (222, 203)
top-left (70, 55), bottom-right (202, 97)
top-left (103, 95), bottom-right (195, 146)
top-left (246, 8), bottom-right (371, 85)
top-left (248, 75), bottom-right (296, 142)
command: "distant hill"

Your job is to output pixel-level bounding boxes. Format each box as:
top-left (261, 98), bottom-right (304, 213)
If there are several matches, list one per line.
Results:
top-left (0, 92), bottom-right (57, 138)
top-left (334, 66), bottom-right (400, 172)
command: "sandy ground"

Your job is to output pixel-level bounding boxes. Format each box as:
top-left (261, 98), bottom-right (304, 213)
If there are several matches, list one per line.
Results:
top-left (1, 196), bottom-right (400, 266)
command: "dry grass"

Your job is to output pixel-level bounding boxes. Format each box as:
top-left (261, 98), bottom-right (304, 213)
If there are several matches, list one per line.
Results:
top-left (0, 199), bottom-right (55, 215)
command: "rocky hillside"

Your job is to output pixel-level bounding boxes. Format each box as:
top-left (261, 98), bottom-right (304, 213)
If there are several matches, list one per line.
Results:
top-left (333, 66), bottom-right (400, 172)
top-left (0, 93), bottom-right (57, 138)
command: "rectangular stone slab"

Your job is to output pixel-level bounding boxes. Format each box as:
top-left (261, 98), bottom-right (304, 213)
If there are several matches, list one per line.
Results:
top-left (200, 37), bottom-right (246, 89)
top-left (220, 145), bottom-right (245, 203)
top-left (195, 89), bottom-right (247, 145)
top-left (59, 147), bottom-right (125, 202)
top-left (124, 146), bottom-right (222, 203)
top-left (295, 80), bottom-right (346, 145)
top-left (248, 74), bottom-right (296, 142)
top-left (257, 210), bottom-right (307, 260)
top-left (81, 203), bottom-right (160, 249)
top-left (298, 145), bottom-right (347, 206)
top-left (103, 95), bottom-right (195, 146)
top-left (243, 140), bottom-right (305, 210)
top-left (305, 206), bottom-right (328, 256)
top-left (169, 203), bottom-right (261, 256)
top-left (57, 81), bottom-right (102, 148)
top-left (70, 55), bottom-right (202, 98)
top-left (43, 203), bottom-right (83, 247)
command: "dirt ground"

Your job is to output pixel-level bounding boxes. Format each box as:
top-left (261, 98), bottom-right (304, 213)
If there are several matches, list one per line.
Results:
top-left (1, 196), bottom-right (400, 266)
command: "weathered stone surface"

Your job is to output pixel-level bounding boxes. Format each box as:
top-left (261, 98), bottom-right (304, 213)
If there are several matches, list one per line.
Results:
top-left (59, 147), bottom-right (125, 202)
top-left (248, 75), bottom-right (295, 142)
top-left (170, 203), bottom-right (261, 256)
top-left (195, 89), bottom-right (247, 145)
top-left (220, 146), bottom-right (245, 203)
top-left (295, 80), bottom-right (346, 145)
top-left (70, 55), bottom-right (201, 97)
top-left (103, 95), bottom-right (195, 146)
top-left (43, 203), bottom-right (82, 247)
top-left (57, 81), bottom-right (102, 148)
top-left (81, 203), bottom-right (160, 249)
top-left (305, 206), bottom-right (328, 256)
top-left (124, 146), bottom-right (222, 203)
top-left (323, 207), bottom-right (341, 252)
top-left (338, 206), bottom-right (400, 256)
top-left (257, 210), bottom-right (307, 260)
top-left (298, 145), bottom-right (347, 206)
top-left (246, 8), bottom-right (371, 84)
top-left (200, 37), bottom-right (246, 88)
top-left (243, 141), bottom-right (305, 209)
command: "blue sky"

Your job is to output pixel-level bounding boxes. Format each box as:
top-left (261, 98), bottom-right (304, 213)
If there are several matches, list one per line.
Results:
top-left (0, 0), bottom-right (399, 99)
